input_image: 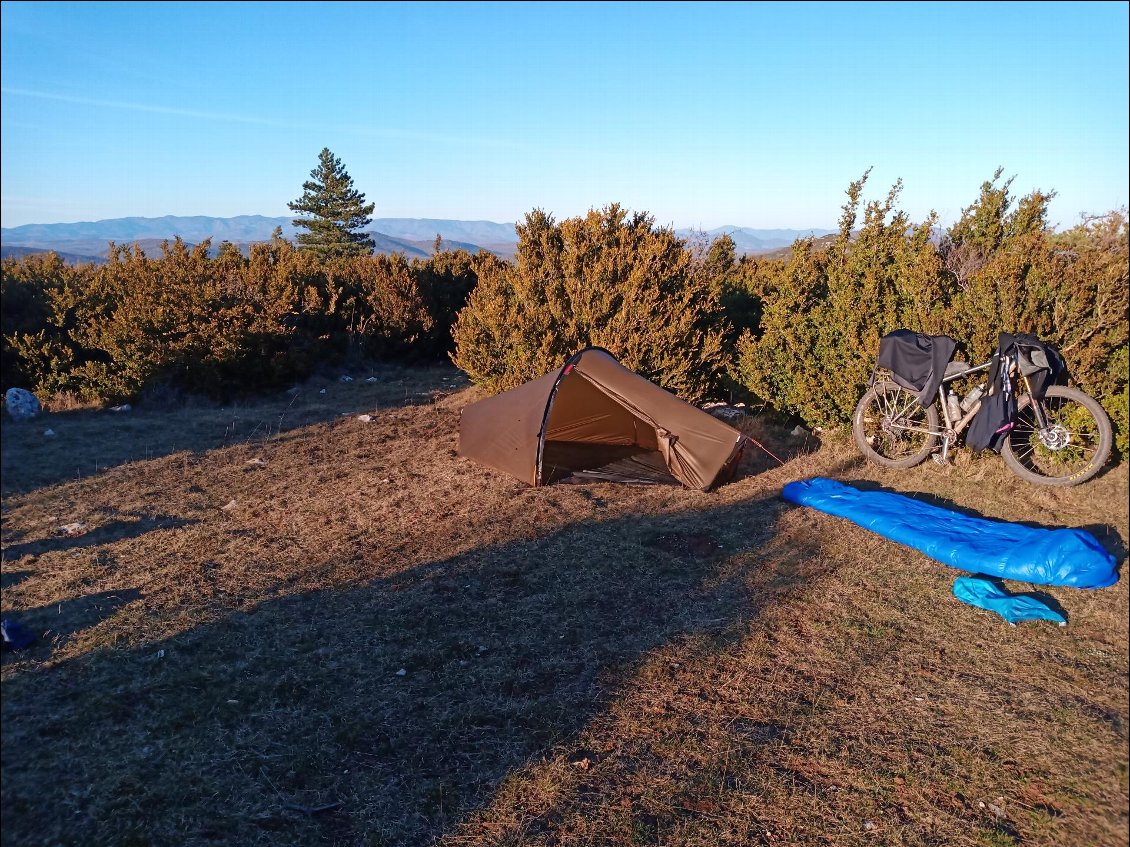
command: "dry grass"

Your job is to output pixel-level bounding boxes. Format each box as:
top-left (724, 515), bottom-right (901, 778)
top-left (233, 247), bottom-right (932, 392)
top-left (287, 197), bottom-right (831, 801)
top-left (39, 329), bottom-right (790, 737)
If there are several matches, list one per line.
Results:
top-left (2, 364), bottom-right (1126, 847)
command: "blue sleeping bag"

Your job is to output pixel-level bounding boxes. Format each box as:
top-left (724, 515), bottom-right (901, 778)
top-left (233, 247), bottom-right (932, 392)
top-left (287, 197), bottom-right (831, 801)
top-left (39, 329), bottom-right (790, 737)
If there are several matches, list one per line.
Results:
top-left (782, 477), bottom-right (1118, 589)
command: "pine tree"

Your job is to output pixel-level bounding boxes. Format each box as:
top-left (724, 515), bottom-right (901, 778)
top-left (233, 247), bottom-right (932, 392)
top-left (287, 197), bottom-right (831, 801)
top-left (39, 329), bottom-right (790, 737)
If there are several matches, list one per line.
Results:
top-left (288, 148), bottom-right (375, 258)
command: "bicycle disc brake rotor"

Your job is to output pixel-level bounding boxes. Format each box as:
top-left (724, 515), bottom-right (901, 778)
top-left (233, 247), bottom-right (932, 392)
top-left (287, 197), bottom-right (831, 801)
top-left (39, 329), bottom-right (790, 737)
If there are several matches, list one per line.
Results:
top-left (1038, 424), bottom-right (1070, 450)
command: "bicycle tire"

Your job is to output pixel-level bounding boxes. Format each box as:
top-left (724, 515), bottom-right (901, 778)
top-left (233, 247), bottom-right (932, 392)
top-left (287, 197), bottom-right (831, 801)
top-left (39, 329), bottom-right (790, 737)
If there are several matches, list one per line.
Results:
top-left (853, 380), bottom-right (939, 469)
top-left (1001, 385), bottom-right (1112, 486)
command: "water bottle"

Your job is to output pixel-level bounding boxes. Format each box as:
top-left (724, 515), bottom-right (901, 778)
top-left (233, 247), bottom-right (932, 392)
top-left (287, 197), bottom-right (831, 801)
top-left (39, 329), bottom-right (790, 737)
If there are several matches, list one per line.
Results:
top-left (946, 391), bottom-right (961, 421)
top-left (960, 384), bottom-right (985, 412)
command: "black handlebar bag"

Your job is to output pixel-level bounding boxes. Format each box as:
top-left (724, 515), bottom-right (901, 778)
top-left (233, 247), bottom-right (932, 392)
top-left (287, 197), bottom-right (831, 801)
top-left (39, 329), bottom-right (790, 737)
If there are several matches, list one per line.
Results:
top-left (873, 329), bottom-right (958, 406)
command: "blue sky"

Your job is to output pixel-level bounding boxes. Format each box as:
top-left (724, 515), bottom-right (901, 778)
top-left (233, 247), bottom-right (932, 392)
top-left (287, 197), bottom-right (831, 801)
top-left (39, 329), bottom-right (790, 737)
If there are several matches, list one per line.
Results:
top-left (2, 1), bottom-right (1127, 230)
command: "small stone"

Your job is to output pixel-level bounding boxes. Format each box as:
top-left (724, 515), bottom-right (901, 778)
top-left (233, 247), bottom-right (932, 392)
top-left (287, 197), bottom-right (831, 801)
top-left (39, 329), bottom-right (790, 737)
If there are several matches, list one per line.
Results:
top-left (4, 387), bottom-right (40, 420)
top-left (221, 500), bottom-right (238, 511)
top-left (318, 389), bottom-right (327, 395)
top-left (56, 521), bottom-right (87, 537)
top-left (357, 414), bottom-right (374, 423)
top-left (110, 404), bottom-right (132, 413)
top-left (156, 649), bottom-right (165, 659)
top-left (395, 668), bottom-right (407, 676)
top-left (246, 458), bottom-right (267, 466)
top-left (863, 821), bottom-right (875, 831)
top-left (365, 377), bottom-right (379, 384)
top-left (340, 375), bottom-right (353, 383)
top-left (43, 428), bottom-right (57, 438)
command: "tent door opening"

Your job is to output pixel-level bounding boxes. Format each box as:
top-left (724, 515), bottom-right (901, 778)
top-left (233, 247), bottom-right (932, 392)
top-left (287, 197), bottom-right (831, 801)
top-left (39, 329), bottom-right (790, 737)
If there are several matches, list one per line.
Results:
top-left (538, 372), bottom-right (680, 486)
top-left (540, 441), bottom-right (680, 485)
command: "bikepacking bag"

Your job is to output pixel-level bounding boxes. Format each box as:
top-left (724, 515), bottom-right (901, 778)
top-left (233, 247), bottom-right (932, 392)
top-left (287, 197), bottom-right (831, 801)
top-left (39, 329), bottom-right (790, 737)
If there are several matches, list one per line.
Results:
top-left (967, 332), bottom-right (1067, 453)
top-left (874, 329), bottom-right (957, 406)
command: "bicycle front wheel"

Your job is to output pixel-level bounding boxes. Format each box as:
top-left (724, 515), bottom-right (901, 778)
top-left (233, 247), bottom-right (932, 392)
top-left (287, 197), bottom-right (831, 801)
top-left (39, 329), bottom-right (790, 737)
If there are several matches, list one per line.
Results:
top-left (1001, 385), bottom-right (1112, 486)
top-left (853, 380), bottom-right (939, 468)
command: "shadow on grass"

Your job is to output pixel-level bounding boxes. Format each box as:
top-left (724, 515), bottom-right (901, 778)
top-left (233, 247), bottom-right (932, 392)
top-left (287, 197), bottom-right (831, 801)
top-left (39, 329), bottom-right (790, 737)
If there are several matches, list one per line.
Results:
top-left (0, 489), bottom-right (820, 847)
top-left (1, 514), bottom-right (199, 561)
top-left (1, 588), bottom-right (142, 664)
top-left (0, 364), bottom-right (466, 497)
top-left (0, 570), bottom-right (34, 590)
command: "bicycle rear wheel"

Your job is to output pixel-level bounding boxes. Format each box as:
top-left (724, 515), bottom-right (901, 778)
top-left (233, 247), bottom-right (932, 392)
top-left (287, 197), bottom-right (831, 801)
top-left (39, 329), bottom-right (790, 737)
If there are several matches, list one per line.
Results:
top-left (853, 380), bottom-right (939, 468)
top-left (1001, 385), bottom-right (1112, 486)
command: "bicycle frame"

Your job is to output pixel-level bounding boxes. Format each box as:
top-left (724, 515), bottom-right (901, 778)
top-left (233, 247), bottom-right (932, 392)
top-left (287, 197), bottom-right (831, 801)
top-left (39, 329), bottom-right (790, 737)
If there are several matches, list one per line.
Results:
top-left (881, 358), bottom-right (1048, 464)
top-left (934, 361), bottom-right (990, 463)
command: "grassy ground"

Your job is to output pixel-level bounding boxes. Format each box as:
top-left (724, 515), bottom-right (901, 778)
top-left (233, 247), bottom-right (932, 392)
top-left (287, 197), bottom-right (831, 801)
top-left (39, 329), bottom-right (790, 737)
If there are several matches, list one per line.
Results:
top-left (2, 365), bottom-right (1127, 847)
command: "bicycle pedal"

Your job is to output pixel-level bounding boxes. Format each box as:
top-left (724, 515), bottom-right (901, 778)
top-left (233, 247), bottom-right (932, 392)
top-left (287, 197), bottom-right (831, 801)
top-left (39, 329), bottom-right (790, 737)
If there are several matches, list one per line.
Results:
top-left (931, 453), bottom-right (949, 466)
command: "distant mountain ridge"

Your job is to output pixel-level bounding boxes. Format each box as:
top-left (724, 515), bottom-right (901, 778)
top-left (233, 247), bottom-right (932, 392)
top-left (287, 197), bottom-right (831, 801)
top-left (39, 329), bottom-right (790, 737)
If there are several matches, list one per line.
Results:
top-left (674, 226), bottom-right (835, 254)
top-left (2, 215), bottom-right (833, 264)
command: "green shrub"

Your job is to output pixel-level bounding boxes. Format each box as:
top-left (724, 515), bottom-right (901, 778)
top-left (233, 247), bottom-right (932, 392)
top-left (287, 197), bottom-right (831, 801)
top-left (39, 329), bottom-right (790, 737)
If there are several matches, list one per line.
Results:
top-left (2, 232), bottom-right (489, 403)
top-left (1, 252), bottom-right (80, 391)
top-left (734, 173), bottom-right (948, 424)
top-left (730, 170), bottom-right (1129, 452)
top-left (955, 211), bottom-right (1129, 451)
top-left (451, 205), bottom-right (728, 402)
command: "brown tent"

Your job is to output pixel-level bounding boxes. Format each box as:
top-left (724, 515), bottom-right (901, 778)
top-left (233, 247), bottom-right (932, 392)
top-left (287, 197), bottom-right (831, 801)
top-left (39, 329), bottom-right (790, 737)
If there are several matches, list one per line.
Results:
top-left (458, 348), bottom-right (748, 491)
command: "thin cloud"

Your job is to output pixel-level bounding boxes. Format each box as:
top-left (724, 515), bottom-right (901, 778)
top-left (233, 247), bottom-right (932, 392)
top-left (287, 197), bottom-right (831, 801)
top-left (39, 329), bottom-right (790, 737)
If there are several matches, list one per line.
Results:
top-left (1, 86), bottom-right (299, 128)
top-left (1, 86), bottom-right (534, 150)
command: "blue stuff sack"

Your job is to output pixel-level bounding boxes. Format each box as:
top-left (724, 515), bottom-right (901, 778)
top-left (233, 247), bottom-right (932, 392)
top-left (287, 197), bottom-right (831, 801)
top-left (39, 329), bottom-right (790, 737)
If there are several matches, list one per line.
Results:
top-left (952, 576), bottom-right (1067, 625)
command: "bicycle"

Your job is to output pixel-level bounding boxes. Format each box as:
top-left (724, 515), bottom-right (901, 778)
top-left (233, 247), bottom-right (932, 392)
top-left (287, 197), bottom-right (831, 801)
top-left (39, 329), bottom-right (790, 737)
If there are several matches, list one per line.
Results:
top-left (853, 341), bottom-right (1113, 486)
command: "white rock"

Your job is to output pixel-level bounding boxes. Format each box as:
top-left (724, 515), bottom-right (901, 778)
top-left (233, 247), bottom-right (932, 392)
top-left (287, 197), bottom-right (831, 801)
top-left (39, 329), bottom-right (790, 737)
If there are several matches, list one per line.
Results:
top-left (395, 668), bottom-right (407, 676)
top-left (357, 414), bottom-right (374, 423)
top-left (339, 375), bottom-right (354, 383)
top-left (318, 389), bottom-right (327, 395)
top-left (110, 404), bottom-right (132, 413)
top-left (221, 499), bottom-right (238, 511)
top-left (705, 404), bottom-right (745, 421)
top-left (56, 521), bottom-right (87, 537)
top-left (246, 458), bottom-right (267, 466)
top-left (365, 377), bottom-right (379, 384)
top-left (4, 388), bottom-right (40, 420)
top-left (43, 428), bottom-right (57, 438)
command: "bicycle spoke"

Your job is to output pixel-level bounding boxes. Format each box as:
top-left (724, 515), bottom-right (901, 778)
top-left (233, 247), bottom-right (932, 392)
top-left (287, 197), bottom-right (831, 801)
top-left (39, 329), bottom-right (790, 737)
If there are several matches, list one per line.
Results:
top-left (857, 382), bottom-right (936, 462)
top-left (1008, 393), bottom-right (1102, 478)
